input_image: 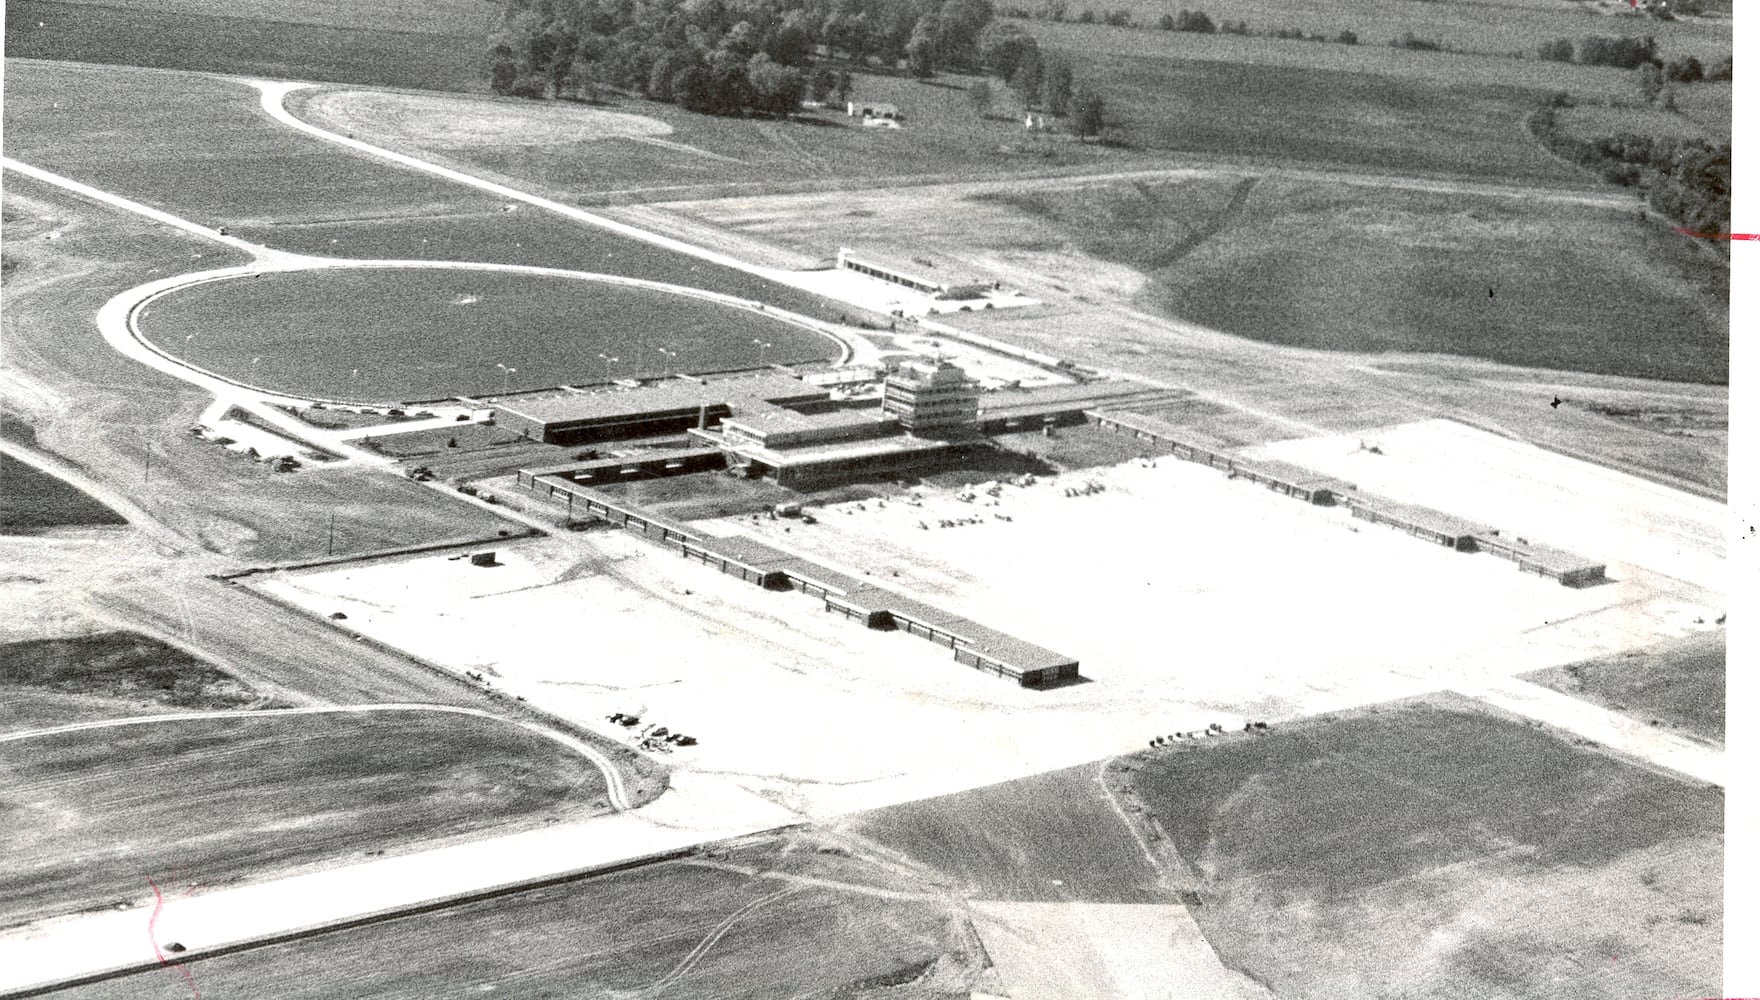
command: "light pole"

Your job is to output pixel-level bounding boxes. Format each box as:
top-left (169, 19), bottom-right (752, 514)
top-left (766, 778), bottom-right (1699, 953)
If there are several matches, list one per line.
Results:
top-left (351, 368), bottom-right (360, 401)
top-left (251, 356), bottom-right (261, 385)
top-left (599, 353), bottom-right (618, 383)
top-left (497, 363), bottom-right (517, 395)
top-left (656, 346), bottom-right (677, 379)
top-left (753, 339), bottom-right (771, 366)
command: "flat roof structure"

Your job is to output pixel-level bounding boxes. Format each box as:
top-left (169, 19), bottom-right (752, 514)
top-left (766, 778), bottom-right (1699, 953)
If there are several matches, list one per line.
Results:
top-left (497, 374), bottom-right (825, 425)
top-left (1231, 458), bottom-right (1359, 503)
top-left (1349, 494), bottom-right (1492, 544)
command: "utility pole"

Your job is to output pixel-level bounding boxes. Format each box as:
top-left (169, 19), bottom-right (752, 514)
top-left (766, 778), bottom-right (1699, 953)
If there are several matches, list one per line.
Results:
top-left (327, 511), bottom-right (336, 556)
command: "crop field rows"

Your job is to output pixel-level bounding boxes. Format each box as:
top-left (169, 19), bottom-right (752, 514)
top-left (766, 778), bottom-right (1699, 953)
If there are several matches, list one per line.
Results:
top-left (48, 853), bottom-right (967, 1000)
top-left (0, 710), bottom-right (614, 927)
top-left (1018, 0), bottom-right (1729, 62)
top-left (5, 0), bottom-right (492, 93)
top-left (1127, 695), bottom-right (1722, 998)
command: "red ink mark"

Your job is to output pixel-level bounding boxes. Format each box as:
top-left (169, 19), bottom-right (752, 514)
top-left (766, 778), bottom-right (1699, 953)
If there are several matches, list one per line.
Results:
top-left (1674, 227), bottom-right (1760, 241)
top-left (147, 880), bottom-right (201, 999)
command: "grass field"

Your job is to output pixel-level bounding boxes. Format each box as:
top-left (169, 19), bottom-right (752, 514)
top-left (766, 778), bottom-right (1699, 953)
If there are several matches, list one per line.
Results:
top-left (1028, 19), bottom-right (1646, 97)
top-left (38, 0), bottom-right (498, 35)
top-left (5, 0), bottom-right (490, 93)
top-left (1, 61), bottom-right (499, 225)
top-left (1000, 175), bottom-right (1727, 383)
top-left (846, 761), bottom-right (1167, 904)
top-left (1524, 628), bottom-right (1724, 744)
top-left (140, 267), bottom-right (841, 400)
top-left (0, 709), bottom-right (614, 926)
top-left (294, 72), bottom-right (1149, 204)
top-left (1021, 0), bottom-right (1730, 60)
top-left (0, 453), bottom-right (127, 533)
top-left (0, 631), bottom-right (275, 732)
top-left (1126, 694), bottom-right (1722, 998)
top-left (1037, 43), bottom-right (1594, 183)
top-left (224, 205), bottom-right (871, 325)
top-left (52, 849), bottom-right (970, 999)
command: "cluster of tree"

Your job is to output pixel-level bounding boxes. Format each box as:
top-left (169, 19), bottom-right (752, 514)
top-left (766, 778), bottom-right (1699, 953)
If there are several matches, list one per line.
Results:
top-left (1158, 10), bottom-right (1216, 32)
top-left (1576, 34), bottom-right (1659, 68)
top-left (1531, 102), bottom-right (1730, 238)
top-left (1074, 8), bottom-right (1133, 26)
top-left (1389, 31), bottom-right (1445, 51)
top-left (1540, 36), bottom-right (1730, 93)
top-left (965, 20), bottom-right (1109, 138)
top-left (485, 0), bottom-right (1002, 114)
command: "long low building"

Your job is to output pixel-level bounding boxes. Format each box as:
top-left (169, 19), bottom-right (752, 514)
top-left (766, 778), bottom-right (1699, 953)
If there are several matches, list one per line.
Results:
top-left (517, 474), bottom-right (1080, 686)
top-left (495, 373), bottom-right (831, 444)
top-left (1089, 408), bottom-right (1606, 586)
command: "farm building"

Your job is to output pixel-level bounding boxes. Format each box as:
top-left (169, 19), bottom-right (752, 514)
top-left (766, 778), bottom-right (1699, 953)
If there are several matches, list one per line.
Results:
top-left (835, 249), bottom-right (993, 300)
top-left (847, 101), bottom-right (900, 120)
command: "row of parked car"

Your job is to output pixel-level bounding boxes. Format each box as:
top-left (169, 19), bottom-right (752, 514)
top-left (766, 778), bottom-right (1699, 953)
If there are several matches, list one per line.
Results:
top-left (607, 712), bottom-right (697, 749)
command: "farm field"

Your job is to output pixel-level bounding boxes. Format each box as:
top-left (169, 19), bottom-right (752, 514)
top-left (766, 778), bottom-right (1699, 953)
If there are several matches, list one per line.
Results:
top-left (140, 267), bottom-right (841, 400)
top-left (1027, 19), bottom-right (1647, 97)
top-left (845, 762), bottom-right (1166, 904)
top-left (1125, 694), bottom-right (1722, 998)
top-left (0, 709), bottom-right (614, 926)
top-left (34, 0), bottom-right (498, 34)
top-left (0, 453), bottom-right (127, 532)
top-left (5, 1), bottom-right (490, 93)
top-left (1524, 628), bottom-right (1725, 744)
top-left (1017, 0), bottom-right (1730, 61)
top-left (49, 847), bottom-right (971, 1000)
top-left (0, 631), bottom-right (276, 732)
top-left (1, 61), bottom-right (500, 225)
top-left (1035, 45), bottom-right (1593, 183)
top-left (1000, 175), bottom-right (1727, 383)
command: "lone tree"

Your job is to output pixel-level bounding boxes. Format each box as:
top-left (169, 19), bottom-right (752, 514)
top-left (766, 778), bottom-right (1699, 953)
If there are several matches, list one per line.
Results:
top-left (1071, 87), bottom-right (1105, 140)
top-left (1044, 56), bottom-right (1074, 116)
top-left (968, 78), bottom-right (994, 118)
top-left (1010, 45), bottom-right (1044, 105)
top-left (906, 15), bottom-right (938, 77)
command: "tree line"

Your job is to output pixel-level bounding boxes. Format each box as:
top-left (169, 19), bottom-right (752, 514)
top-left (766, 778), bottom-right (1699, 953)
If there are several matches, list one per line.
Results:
top-left (1530, 97), bottom-right (1729, 239)
top-left (486, 0), bottom-right (1000, 113)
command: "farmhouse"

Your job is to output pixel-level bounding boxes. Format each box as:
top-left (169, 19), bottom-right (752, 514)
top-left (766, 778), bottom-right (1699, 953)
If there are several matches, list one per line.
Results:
top-left (847, 101), bottom-right (900, 120)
